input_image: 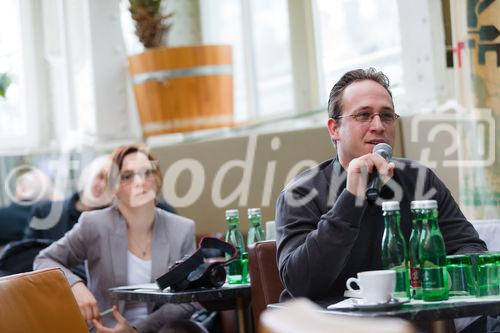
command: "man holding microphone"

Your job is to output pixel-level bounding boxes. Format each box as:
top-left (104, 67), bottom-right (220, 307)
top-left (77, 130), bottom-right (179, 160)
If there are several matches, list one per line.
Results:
top-left (275, 68), bottom-right (486, 304)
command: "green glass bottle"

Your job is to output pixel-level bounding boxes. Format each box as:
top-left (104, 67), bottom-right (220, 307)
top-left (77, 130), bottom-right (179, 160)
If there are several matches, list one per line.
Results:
top-left (409, 201), bottom-right (423, 299)
top-left (247, 208), bottom-right (265, 247)
top-left (417, 200), bottom-right (449, 301)
top-left (381, 201), bottom-right (410, 299)
top-left (225, 209), bottom-right (249, 284)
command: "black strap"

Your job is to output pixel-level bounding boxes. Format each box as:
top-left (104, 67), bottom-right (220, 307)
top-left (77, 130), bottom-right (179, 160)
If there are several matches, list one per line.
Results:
top-left (156, 237), bottom-right (237, 290)
top-left (198, 237), bottom-right (237, 259)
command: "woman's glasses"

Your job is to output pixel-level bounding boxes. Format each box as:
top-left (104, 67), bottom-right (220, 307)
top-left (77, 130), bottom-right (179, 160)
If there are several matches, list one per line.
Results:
top-left (119, 168), bottom-right (155, 184)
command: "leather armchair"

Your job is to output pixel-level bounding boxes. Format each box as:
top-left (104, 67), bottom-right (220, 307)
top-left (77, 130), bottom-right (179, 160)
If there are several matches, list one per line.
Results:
top-left (248, 240), bottom-right (284, 328)
top-left (0, 268), bottom-right (88, 333)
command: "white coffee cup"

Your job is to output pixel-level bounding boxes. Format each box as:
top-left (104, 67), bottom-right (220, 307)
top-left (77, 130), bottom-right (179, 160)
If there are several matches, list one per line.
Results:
top-left (345, 270), bottom-right (396, 304)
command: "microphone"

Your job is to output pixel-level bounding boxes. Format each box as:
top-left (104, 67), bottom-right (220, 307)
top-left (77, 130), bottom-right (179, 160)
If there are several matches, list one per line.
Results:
top-left (365, 143), bottom-right (393, 203)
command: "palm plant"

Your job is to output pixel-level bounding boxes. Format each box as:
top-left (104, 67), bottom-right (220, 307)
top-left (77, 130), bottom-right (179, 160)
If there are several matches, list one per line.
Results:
top-left (129, 0), bottom-right (173, 49)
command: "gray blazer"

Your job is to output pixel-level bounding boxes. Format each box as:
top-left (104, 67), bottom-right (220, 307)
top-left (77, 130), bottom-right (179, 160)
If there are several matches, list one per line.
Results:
top-left (34, 207), bottom-right (197, 330)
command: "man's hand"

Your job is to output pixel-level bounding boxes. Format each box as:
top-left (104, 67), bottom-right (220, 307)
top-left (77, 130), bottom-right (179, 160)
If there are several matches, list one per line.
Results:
top-left (346, 153), bottom-right (395, 199)
top-left (71, 281), bottom-right (100, 321)
top-left (92, 306), bottom-right (137, 333)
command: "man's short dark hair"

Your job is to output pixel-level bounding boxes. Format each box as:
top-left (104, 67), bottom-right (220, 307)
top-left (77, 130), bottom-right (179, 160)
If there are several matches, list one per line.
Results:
top-left (327, 68), bottom-right (393, 119)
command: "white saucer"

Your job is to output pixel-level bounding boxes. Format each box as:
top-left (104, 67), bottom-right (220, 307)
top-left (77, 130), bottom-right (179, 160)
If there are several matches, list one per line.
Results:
top-left (351, 298), bottom-right (407, 311)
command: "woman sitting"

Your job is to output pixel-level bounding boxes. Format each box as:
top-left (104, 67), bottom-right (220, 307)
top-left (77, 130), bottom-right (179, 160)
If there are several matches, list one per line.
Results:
top-left (34, 145), bottom-right (200, 333)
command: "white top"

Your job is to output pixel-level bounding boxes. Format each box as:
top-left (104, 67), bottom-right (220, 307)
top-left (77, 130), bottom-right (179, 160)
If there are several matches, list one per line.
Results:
top-left (382, 201), bottom-right (399, 211)
top-left (410, 200), bottom-right (438, 209)
top-left (123, 251), bottom-right (152, 325)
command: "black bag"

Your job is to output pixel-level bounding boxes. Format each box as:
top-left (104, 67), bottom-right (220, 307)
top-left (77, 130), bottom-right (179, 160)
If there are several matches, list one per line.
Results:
top-left (156, 237), bottom-right (237, 292)
top-left (0, 238), bottom-right (87, 281)
top-left (0, 239), bottom-right (53, 276)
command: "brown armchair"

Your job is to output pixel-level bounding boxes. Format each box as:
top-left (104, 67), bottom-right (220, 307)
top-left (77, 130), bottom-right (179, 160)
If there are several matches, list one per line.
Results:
top-left (248, 240), bottom-right (284, 328)
top-left (0, 268), bottom-right (88, 333)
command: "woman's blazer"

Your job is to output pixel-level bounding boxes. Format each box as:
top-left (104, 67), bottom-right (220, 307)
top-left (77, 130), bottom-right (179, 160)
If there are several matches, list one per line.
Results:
top-left (34, 206), bottom-right (196, 314)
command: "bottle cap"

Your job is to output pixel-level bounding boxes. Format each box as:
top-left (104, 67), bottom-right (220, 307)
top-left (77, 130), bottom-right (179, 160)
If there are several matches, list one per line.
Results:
top-left (225, 209), bottom-right (239, 218)
top-left (382, 201), bottom-right (399, 211)
top-left (248, 208), bottom-right (261, 216)
top-left (410, 200), bottom-right (437, 209)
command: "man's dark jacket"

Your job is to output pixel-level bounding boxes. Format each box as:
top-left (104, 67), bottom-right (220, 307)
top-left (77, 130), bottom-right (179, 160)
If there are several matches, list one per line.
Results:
top-left (275, 157), bottom-right (487, 301)
top-left (24, 193), bottom-right (82, 241)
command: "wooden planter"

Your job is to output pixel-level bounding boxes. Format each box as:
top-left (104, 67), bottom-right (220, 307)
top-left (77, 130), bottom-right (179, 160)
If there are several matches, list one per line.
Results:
top-left (128, 45), bottom-right (233, 137)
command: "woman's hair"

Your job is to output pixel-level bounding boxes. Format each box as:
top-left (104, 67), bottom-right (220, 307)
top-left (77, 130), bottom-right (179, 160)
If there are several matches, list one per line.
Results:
top-left (108, 144), bottom-right (163, 193)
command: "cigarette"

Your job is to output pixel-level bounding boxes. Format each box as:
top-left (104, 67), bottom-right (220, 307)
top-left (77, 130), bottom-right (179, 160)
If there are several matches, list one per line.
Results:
top-left (100, 307), bottom-right (113, 317)
top-left (87, 308), bottom-right (115, 332)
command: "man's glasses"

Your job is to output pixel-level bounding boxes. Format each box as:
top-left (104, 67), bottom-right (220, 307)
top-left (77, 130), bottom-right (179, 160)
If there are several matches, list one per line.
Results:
top-left (333, 111), bottom-right (400, 124)
top-left (119, 168), bottom-right (155, 184)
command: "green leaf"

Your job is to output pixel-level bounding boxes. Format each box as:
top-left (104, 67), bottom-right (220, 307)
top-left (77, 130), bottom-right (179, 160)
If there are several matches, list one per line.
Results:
top-left (0, 73), bottom-right (12, 98)
top-left (152, 0), bottom-right (162, 12)
top-left (129, 0), bottom-right (163, 13)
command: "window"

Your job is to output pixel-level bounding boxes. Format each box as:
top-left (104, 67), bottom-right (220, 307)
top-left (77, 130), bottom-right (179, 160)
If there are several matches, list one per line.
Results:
top-left (0, 0), bottom-right (28, 142)
top-left (4, 0), bottom-right (408, 149)
top-left (201, 0), bottom-right (294, 122)
top-left (315, 0), bottom-right (403, 100)
top-left (251, 0), bottom-right (294, 117)
top-left (203, 0), bottom-right (404, 122)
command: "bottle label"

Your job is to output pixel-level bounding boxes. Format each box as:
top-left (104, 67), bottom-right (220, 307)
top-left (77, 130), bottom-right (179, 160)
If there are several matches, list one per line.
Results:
top-left (394, 268), bottom-right (408, 295)
top-left (422, 267), bottom-right (445, 290)
top-left (410, 267), bottom-right (421, 287)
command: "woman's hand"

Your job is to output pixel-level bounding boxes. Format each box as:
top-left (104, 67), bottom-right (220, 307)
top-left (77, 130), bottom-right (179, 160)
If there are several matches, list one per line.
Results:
top-left (92, 306), bottom-right (137, 333)
top-left (71, 281), bottom-right (100, 321)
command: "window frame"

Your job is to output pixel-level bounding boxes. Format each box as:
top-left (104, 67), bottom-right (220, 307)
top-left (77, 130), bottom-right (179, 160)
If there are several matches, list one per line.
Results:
top-left (0, 0), bottom-right (47, 151)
